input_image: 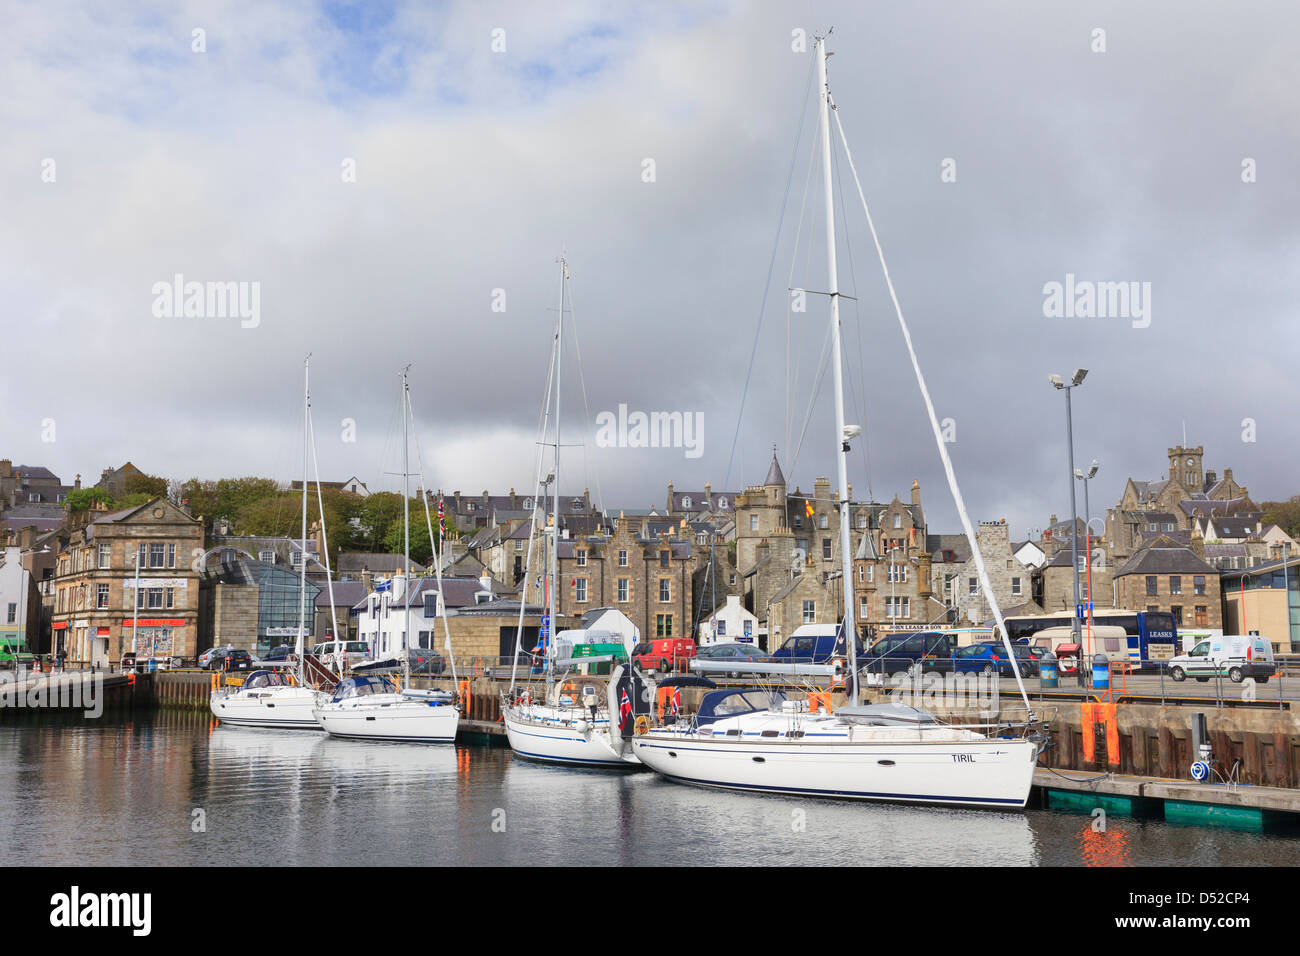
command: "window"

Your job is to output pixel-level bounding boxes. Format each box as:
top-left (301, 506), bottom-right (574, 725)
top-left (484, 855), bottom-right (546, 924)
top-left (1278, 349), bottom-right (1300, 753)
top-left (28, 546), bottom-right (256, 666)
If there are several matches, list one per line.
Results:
top-left (887, 564), bottom-right (907, 583)
top-left (6, 603), bottom-right (15, 624)
top-left (659, 579), bottom-right (671, 602)
top-left (137, 543), bottom-right (147, 568)
top-left (291, 551), bottom-right (304, 569)
top-left (729, 573), bottom-right (737, 586)
top-left (1148, 522), bottom-right (1158, 532)
top-left (515, 539), bottom-right (523, 551)
top-left (743, 620), bottom-right (753, 638)
top-left (617, 578), bottom-right (629, 602)
top-left (618, 549), bottom-right (628, 567)
top-left (893, 514), bottom-right (901, 529)
top-left (1146, 605), bottom-right (1159, 614)
top-left (576, 549), bottom-right (587, 567)
top-left (149, 542), bottom-right (165, 568)
top-left (1145, 575), bottom-right (1158, 596)
top-left (801, 600), bottom-right (816, 624)
top-left (146, 588), bottom-right (164, 609)
top-left (944, 573), bottom-right (956, 594)
top-left (750, 515), bottom-right (758, 531)
top-left (857, 513), bottom-right (867, 529)
top-left (259, 549), bottom-right (275, 563)
top-left (1169, 575), bottom-right (1182, 595)
top-left (656, 614), bottom-right (673, 638)
top-left (793, 514), bottom-right (803, 529)
top-left (885, 596), bottom-right (910, 619)
top-left (818, 514), bottom-right (828, 529)
top-left (822, 538), bottom-right (832, 560)
top-left (98, 543), bottom-right (111, 569)
top-left (860, 597), bottom-right (869, 617)
top-left (167, 543), bottom-right (176, 568)
top-left (1012, 576), bottom-right (1022, 596)
top-left (1194, 575), bottom-right (1206, 595)
top-left (1162, 522), bottom-right (1175, 532)
top-left (716, 619), bottom-right (726, 636)
top-left (659, 551), bottom-right (669, 568)
top-left (165, 587), bottom-right (174, 609)
top-left (575, 579), bottom-right (588, 603)
top-left (1171, 605), bottom-right (1183, 626)
top-left (1076, 554), bottom-right (1087, 573)
top-left (968, 577), bottom-right (978, 595)
top-left (96, 584), bottom-right (109, 609)
top-left (865, 565), bottom-right (873, 583)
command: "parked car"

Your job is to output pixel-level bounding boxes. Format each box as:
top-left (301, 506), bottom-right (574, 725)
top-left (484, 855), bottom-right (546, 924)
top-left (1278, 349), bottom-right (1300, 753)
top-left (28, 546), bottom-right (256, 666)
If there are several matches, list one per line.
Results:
top-left (204, 648), bottom-right (257, 671)
top-left (951, 643), bottom-right (1016, 676)
top-left (1168, 635), bottom-right (1275, 684)
top-left (310, 640), bottom-right (371, 668)
top-left (862, 632), bottom-right (960, 678)
top-left (263, 644), bottom-right (295, 662)
top-left (407, 648), bottom-right (446, 674)
top-left (631, 637), bottom-right (696, 673)
top-left (695, 642), bottom-right (771, 677)
top-left (198, 646), bottom-right (233, 669)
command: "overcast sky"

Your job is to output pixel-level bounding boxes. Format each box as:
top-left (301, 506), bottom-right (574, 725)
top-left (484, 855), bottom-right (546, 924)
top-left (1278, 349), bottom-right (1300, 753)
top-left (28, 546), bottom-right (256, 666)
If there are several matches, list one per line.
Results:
top-left (3, 0), bottom-right (1297, 539)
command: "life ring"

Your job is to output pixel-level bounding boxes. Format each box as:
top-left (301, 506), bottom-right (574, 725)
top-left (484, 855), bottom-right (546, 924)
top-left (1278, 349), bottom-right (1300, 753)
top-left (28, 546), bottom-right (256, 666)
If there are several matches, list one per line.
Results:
top-left (634, 715), bottom-right (651, 736)
top-left (127, 673), bottom-right (136, 686)
top-left (559, 681), bottom-right (578, 706)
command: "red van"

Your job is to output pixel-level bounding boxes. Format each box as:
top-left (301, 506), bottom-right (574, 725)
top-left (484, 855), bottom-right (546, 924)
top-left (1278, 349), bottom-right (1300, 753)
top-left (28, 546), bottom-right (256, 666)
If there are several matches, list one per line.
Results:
top-left (632, 638), bottom-right (696, 673)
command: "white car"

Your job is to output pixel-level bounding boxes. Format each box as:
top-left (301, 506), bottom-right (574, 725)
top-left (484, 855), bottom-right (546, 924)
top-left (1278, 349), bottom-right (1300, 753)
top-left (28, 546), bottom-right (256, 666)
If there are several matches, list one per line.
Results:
top-left (1168, 635), bottom-right (1275, 684)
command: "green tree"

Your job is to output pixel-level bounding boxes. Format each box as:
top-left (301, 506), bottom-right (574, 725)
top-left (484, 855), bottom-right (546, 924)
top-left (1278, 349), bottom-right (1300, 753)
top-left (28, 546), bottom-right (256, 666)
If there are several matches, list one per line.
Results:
top-left (1262, 496), bottom-right (1300, 539)
top-left (124, 473), bottom-right (169, 498)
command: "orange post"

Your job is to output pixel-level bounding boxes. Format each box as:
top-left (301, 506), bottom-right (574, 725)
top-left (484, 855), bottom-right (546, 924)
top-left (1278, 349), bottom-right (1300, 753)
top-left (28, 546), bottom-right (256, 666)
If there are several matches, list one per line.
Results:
top-left (1080, 702), bottom-right (1096, 763)
top-left (1102, 702), bottom-right (1120, 768)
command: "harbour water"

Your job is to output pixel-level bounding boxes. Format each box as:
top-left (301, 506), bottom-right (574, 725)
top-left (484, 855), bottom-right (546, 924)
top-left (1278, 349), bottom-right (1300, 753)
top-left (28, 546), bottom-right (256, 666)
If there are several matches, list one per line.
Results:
top-left (2, 712), bottom-right (1297, 867)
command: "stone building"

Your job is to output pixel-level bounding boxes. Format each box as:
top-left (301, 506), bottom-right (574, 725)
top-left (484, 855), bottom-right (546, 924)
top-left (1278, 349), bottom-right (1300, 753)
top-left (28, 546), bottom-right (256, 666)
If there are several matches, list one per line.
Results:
top-left (929, 519), bottom-right (1036, 625)
top-left (1112, 536), bottom-right (1222, 630)
top-left (555, 515), bottom-right (694, 641)
top-left (50, 497), bottom-right (204, 665)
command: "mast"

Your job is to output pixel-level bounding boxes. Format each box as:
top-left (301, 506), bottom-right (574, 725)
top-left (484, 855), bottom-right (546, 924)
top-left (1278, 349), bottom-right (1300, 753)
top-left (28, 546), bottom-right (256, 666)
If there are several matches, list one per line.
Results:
top-left (816, 34), bottom-right (859, 705)
top-left (297, 355), bottom-right (310, 682)
top-left (401, 365), bottom-right (412, 685)
top-left (549, 256), bottom-right (565, 686)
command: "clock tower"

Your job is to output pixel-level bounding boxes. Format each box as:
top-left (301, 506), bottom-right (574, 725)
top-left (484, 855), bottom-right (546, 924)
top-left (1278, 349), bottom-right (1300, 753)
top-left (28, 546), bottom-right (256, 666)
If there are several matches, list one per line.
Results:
top-left (1167, 444), bottom-right (1204, 493)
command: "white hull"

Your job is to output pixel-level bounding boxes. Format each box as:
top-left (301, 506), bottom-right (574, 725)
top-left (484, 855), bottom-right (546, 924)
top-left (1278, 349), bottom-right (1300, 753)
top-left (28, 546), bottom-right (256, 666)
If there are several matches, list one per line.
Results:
top-left (503, 706), bottom-right (640, 768)
top-left (633, 721), bottom-right (1038, 809)
top-left (313, 695), bottom-right (460, 743)
top-left (210, 687), bottom-right (325, 730)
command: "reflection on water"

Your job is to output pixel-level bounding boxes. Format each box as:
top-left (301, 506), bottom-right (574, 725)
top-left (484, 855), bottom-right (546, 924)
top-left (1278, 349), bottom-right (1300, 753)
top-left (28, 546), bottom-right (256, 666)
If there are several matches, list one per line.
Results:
top-left (1, 711), bottom-right (1296, 866)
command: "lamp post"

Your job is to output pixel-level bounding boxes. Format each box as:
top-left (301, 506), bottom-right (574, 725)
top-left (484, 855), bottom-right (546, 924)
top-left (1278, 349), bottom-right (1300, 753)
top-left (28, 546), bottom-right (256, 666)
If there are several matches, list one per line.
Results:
top-left (1049, 369), bottom-right (1088, 649)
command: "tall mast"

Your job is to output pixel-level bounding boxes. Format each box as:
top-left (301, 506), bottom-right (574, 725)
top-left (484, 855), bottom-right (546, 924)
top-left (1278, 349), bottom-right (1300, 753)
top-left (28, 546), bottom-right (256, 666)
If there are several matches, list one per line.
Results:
top-left (817, 34), bottom-right (859, 705)
top-left (401, 366), bottom-right (412, 683)
top-left (297, 355), bottom-right (310, 678)
top-left (550, 256), bottom-right (565, 679)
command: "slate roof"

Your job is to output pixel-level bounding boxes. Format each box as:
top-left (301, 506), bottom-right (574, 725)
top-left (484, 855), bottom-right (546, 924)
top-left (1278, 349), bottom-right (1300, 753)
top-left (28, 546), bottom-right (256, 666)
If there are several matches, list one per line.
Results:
top-left (764, 454), bottom-right (786, 487)
top-left (1114, 543), bottom-right (1216, 577)
top-left (670, 491), bottom-right (738, 513)
top-left (314, 581), bottom-right (369, 609)
top-left (337, 552), bottom-right (425, 574)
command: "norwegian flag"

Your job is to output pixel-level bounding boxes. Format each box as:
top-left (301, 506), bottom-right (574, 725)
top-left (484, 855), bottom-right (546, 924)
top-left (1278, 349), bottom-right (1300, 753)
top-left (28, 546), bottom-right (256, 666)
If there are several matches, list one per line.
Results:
top-left (619, 686), bottom-right (633, 733)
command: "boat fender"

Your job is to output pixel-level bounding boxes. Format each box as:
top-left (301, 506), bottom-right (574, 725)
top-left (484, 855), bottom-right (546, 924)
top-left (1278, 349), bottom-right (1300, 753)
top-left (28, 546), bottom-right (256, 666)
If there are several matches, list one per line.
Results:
top-left (634, 715), bottom-right (650, 736)
top-left (575, 720), bottom-right (589, 734)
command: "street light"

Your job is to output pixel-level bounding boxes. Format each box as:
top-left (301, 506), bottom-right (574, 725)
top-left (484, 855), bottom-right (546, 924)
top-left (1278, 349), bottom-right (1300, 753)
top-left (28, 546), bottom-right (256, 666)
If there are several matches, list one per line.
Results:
top-left (1049, 369), bottom-right (1088, 649)
top-left (1075, 460), bottom-right (1101, 658)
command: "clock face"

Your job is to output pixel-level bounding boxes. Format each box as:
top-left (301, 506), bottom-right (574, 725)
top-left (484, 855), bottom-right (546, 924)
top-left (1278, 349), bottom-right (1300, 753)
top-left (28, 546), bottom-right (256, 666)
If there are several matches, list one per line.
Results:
top-left (1187, 458), bottom-right (1194, 467)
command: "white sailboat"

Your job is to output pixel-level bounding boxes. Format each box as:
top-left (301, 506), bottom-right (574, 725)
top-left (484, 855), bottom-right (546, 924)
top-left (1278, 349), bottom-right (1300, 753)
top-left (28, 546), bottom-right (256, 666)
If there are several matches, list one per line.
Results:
top-left (313, 367), bottom-right (461, 743)
top-left (631, 34), bottom-right (1046, 808)
top-left (501, 256), bottom-right (639, 768)
top-left (210, 356), bottom-right (331, 729)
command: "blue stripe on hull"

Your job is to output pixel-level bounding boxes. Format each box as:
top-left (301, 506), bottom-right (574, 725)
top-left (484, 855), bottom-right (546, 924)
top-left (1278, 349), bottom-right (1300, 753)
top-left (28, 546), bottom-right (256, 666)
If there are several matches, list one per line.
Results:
top-left (509, 747), bottom-right (638, 768)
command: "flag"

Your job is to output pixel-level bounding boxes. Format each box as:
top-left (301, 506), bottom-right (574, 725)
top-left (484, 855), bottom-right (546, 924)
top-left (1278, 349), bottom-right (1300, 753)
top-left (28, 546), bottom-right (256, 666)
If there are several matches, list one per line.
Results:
top-left (619, 686), bottom-right (633, 732)
top-left (805, 499), bottom-right (814, 519)
top-left (437, 496), bottom-right (446, 538)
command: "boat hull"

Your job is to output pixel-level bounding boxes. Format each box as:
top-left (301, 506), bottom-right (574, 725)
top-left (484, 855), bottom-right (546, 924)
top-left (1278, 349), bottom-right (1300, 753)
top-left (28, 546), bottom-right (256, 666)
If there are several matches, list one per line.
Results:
top-left (210, 689), bottom-right (324, 730)
top-left (313, 700), bottom-right (459, 743)
top-left (503, 708), bottom-right (640, 768)
top-left (631, 733), bottom-right (1037, 809)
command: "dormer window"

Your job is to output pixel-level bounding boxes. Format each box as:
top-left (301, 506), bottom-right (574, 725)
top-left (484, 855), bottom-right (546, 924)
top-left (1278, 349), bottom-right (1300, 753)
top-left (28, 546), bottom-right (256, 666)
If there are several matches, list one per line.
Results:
top-left (682, 496), bottom-right (692, 509)
top-left (718, 497), bottom-right (728, 509)
top-left (259, 550), bottom-right (275, 564)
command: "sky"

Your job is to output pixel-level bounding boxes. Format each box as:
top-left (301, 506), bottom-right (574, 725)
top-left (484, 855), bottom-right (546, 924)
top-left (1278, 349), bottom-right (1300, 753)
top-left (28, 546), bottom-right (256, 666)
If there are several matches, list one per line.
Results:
top-left (2, 0), bottom-right (1297, 540)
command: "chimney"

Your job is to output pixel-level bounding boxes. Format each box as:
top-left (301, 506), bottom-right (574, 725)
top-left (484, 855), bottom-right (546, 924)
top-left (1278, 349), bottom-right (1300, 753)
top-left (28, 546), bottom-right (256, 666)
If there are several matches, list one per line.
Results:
top-left (1190, 526), bottom-right (1206, 559)
top-left (73, 474), bottom-right (82, 490)
top-left (911, 479), bottom-right (921, 507)
top-left (361, 566), bottom-right (373, 593)
top-left (1204, 469), bottom-right (1217, 491)
top-left (1224, 468), bottom-right (1234, 484)
top-left (918, 552), bottom-right (933, 600)
top-left (0, 460), bottom-right (11, 479)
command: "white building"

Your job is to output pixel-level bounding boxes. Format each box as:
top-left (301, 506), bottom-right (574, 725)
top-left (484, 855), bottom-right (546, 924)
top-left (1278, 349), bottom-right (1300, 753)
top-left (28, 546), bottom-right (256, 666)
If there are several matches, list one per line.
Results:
top-left (698, 595), bottom-right (760, 645)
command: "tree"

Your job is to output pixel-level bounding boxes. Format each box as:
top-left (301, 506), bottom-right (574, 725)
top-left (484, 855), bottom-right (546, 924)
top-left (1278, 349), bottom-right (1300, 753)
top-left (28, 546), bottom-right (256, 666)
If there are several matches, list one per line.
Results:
top-left (1262, 496), bottom-right (1300, 539)
top-left (124, 473), bottom-right (169, 498)
top-left (66, 487), bottom-right (114, 512)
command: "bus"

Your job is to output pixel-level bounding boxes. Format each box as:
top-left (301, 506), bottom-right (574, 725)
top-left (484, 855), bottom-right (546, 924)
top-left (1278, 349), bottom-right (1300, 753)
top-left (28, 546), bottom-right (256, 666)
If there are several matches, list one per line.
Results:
top-left (1000, 609), bottom-right (1177, 669)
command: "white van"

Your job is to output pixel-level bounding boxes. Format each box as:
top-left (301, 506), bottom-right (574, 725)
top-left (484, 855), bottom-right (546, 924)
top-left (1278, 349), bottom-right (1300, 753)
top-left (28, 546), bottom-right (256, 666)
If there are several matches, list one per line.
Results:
top-left (1168, 635), bottom-right (1275, 684)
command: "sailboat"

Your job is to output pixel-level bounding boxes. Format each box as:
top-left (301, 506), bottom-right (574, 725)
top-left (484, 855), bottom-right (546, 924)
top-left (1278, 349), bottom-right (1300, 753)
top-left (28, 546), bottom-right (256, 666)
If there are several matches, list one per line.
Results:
top-left (210, 357), bottom-right (331, 729)
top-left (501, 256), bottom-right (640, 768)
top-left (630, 35), bottom-right (1046, 808)
top-left (313, 367), bottom-right (460, 743)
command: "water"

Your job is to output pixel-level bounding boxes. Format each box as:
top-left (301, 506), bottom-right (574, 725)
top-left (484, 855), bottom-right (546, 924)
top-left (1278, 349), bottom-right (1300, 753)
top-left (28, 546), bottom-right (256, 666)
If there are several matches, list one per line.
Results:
top-left (2, 711), bottom-right (1297, 866)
